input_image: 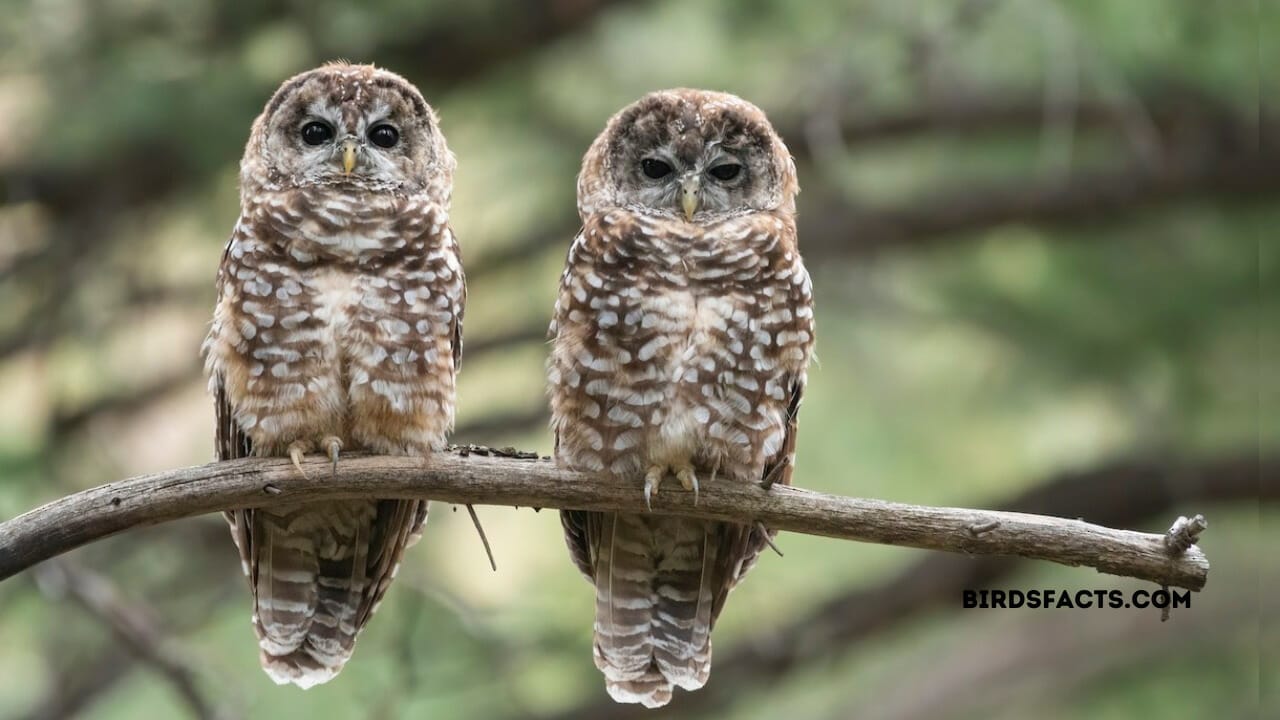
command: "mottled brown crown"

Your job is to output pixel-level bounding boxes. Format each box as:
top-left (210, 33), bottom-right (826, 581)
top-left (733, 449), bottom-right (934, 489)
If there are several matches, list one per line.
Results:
top-left (261, 62), bottom-right (433, 124)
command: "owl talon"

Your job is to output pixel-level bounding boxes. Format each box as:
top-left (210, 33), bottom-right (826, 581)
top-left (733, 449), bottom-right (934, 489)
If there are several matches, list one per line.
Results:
top-left (643, 466), bottom-right (665, 512)
top-left (287, 441), bottom-right (309, 480)
top-left (676, 467), bottom-right (699, 506)
top-left (322, 436), bottom-right (342, 476)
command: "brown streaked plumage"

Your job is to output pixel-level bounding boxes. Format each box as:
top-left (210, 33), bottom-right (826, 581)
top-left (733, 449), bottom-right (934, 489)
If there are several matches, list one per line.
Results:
top-left (203, 62), bottom-right (464, 688)
top-left (548, 89), bottom-right (814, 707)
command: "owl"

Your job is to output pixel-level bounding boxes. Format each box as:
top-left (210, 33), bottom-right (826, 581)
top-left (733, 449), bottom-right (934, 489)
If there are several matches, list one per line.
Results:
top-left (202, 62), bottom-right (464, 688)
top-left (548, 89), bottom-right (814, 707)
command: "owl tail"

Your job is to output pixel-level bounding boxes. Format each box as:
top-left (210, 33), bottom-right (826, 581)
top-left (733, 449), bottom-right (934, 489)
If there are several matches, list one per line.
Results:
top-left (592, 513), bottom-right (716, 708)
top-left (245, 499), bottom-right (422, 689)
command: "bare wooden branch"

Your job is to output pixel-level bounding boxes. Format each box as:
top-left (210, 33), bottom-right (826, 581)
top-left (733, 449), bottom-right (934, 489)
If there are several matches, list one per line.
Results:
top-left (0, 449), bottom-right (1208, 590)
top-left (799, 149), bottom-right (1280, 258)
top-left (548, 452), bottom-right (1261, 720)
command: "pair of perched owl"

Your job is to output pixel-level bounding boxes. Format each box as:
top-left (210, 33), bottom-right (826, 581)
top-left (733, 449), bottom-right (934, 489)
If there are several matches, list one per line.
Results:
top-left (203, 62), bottom-right (814, 708)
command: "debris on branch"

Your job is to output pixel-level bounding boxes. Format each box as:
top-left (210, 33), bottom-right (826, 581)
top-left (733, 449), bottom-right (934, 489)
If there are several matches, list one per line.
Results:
top-left (1164, 514), bottom-right (1208, 554)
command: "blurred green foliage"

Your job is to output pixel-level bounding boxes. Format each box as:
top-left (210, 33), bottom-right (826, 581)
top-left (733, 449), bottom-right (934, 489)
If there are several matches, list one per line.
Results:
top-left (0, 1), bottom-right (1270, 718)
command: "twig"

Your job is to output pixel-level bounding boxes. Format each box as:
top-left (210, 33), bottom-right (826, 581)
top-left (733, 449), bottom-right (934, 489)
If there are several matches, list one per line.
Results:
top-left (0, 449), bottom-right (1209, 590)
top-left (755, 522), bottom-right (785, 558)
top-left (1160, 514), bottom-right (1207, 621)
top-left (21, 645), bottom-right (137, 720)
top-left (801, 148), bottom-right (1280, 258)
top-left (19, 520), bottom-right (249, 720)
top-left (1164, 514), bottom-right (1207, 554)
top-left (465, 504), bottom-right (498, 571)
top-left (34, 562), bottom-right (232, 720)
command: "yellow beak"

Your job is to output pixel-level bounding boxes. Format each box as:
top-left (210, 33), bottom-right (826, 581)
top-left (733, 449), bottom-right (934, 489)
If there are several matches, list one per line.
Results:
top-left (681, 176), bottom-right (700, 220)
top-left (342, 139), bottom-right (358, 175)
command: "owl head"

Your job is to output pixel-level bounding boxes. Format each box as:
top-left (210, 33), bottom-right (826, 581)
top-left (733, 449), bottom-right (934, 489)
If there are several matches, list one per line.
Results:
top-left (242, 62), bottom-right (454, 205)
top-left (578, 89), bottom-right (798, 221)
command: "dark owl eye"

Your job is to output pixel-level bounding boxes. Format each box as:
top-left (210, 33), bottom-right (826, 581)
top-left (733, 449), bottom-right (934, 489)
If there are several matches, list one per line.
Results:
top-left (368, 124), bottom-right (400, 148)
top-left (301, 121), bottom-right (334, 145)
top-left (641, 158), bottom-right (672, 179)
top-left (708, 163), bottom-right (742, 181)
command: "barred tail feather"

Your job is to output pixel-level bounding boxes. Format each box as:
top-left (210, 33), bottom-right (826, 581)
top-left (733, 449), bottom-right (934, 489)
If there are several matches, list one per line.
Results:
top-left (260, 647), bottom-right (340, 689)
top-left (593, 513), bottom-right (657, 682)
top-left (592, 514), bottom-right (715, 707)
top-left (652, 523), bottom-right (715, 691)
top-left (603, 669), bottom-right (674, 709)
top-left (257, 551), bottom-right (367, 689)
top-left (254, 515), bottom-right (319, 660)
top-left (249, 500), bottom-right (413, 689)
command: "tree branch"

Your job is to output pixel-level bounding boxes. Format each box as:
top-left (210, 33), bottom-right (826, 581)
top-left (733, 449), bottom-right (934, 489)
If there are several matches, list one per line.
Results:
top-left (800, 148), bottom-right (1280, 257)
top-left (0, 449), bottom-right (1208, 589)
top-left (34, 562), bottom-right (232, 720)
top-left (544, 451), bottom-right (1263, 720)
top-left (22, 644), bottom-right (137, 720)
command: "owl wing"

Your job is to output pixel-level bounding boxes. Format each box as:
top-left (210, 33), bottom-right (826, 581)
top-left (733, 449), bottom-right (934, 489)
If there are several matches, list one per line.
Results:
top-left (710, 238), bottom-right (813, 618)
top-left (215, 379), bottom-right (254, 462)
top-left (560, 495), bottom-right (600, 581)
top-left (212, 227), bottom-right (252, 467)
top-left (709, 373), bottom-right (805, 620)
top-left (552, 229), bottom-right (602, 581)
top-left (356, 227), bottom-right (467, 611)
top-left (210, 227), bottom-right (260, 585)
top-left (395, 228), bottom-right (465, 542)
top-left (713, 227), bottom-right (814, 617)
top-left (762, 374), bottom-right (806, 490)
top-left (449, 229), bottom-right (467, 373)
top-left (217, 377), bottom-right (257, 575)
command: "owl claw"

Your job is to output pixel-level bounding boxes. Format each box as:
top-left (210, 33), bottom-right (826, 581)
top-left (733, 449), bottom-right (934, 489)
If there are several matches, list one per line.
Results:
top-left (322, 436), bottom-right (342, 476)
top-left (643, 466), bottom-right (665, 512)
top-left (287, 441), bottom-right (309, 480)
top-left (676, 467), bottom-right (700, 506)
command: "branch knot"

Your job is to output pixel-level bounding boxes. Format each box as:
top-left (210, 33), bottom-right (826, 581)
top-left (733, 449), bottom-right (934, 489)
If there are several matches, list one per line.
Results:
top-left (1164, 514), bottom-right (1207, 555)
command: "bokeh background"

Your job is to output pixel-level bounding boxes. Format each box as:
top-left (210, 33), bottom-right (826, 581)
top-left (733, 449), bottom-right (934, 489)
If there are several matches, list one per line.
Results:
top-left (0, 1), bottom-right (1272, 718)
